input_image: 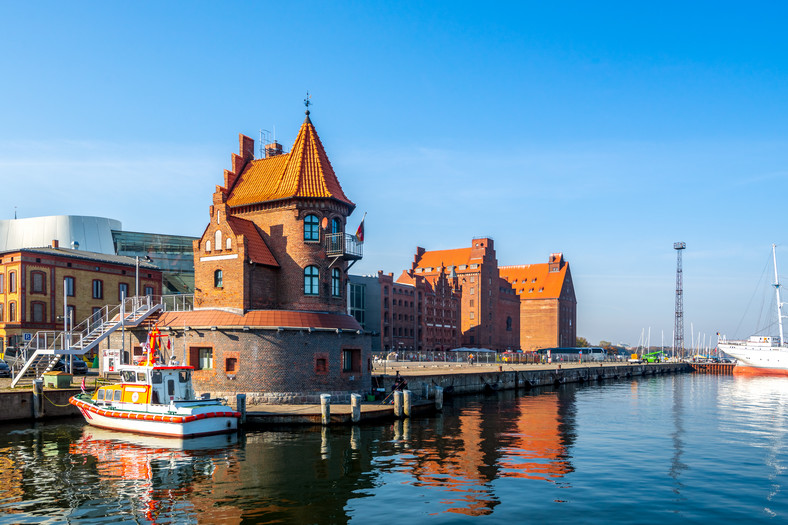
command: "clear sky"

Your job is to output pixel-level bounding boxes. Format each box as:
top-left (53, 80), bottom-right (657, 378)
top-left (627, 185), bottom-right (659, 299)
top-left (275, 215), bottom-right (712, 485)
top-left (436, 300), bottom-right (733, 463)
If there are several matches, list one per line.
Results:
top-left (2, 1), bottom-right (788, 347)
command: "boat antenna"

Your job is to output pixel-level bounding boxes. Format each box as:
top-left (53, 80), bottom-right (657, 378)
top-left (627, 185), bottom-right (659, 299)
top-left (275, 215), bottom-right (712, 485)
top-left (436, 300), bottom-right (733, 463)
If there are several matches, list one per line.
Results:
top-left (772, 244), bottom-right (784, 346)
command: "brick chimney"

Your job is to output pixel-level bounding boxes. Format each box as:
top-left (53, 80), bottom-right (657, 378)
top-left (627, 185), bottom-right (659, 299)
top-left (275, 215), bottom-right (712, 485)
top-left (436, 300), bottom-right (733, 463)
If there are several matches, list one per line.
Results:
top-left (265, 141), bottom-right (283, 157)
top-left (51, 240), bottom-right (59, 248)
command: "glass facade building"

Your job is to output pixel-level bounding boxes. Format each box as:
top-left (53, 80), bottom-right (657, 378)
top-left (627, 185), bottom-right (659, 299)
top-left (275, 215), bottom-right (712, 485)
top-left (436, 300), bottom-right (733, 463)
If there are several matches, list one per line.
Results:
top-left (112, 231), bottom-right (196, 294)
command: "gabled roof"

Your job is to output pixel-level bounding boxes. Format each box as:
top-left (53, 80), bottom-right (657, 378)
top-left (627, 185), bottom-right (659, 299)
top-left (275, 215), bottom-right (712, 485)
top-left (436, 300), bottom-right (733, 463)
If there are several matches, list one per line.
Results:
top-left (158, 309), bottom-right (362, 331)
top-left (225, 216), bottom-right (279, 267)
top-left (414, 248), bottom-right (475, 271)
top-left (499, 263), bottom-right (569, 300)
top-left (226, 115), bottom-right (355, 209)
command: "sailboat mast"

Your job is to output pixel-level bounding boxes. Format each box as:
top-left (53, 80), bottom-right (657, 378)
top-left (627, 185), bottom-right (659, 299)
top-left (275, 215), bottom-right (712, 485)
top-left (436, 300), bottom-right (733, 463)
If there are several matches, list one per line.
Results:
top-left (772, 244), bottom-right (784, 346)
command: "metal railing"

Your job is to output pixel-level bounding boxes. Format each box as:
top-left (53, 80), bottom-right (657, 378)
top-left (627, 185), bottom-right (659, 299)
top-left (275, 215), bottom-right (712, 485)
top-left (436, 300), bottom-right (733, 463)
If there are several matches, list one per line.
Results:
top-left (325, 233), bottom-right (363, 259)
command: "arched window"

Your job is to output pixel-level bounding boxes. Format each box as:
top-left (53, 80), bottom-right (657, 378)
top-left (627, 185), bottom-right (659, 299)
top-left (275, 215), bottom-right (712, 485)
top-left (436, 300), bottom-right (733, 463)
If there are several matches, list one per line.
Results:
top-left (304, 214), bottom-right (319, 241)
top-left (9, 302), bottom-right (16, 322)
top-left (215, 230), bottom-right (222, 249)
top-left (331, 268), bottom-right (341, 297)
top-left (214, 269), bottom-right (223, 288)
top-left (331, 217), bottom-right (341, 234)
top-left (226, 237), bottom-right (232, 250)
top-left (206, 240), bottom-right (211, 252)
top-left (304, 266), bottom-right (319, 295)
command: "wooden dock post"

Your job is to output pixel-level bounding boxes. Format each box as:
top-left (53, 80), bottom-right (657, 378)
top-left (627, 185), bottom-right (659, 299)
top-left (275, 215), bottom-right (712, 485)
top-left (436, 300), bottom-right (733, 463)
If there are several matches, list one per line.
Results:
top-left (320, 394), bottom-right (331, 425)
top-left (403, 390), bottom-right (412, 418)
top-left (32, 379), bottom-right (44, 419)
top-left (350, 393), bottom-right (361, 423)
top-left (393, 390), bottom-right (404, 418)
top-left (236, 394), bottom-right (247, 425)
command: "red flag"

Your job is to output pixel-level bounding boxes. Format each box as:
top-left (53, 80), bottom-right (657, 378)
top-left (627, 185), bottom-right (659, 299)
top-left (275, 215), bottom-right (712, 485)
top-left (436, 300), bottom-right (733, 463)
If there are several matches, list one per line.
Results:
top-left (80, 376), bottom-right (86, 393)
top-left (355, 213), bottom-right (366, 242)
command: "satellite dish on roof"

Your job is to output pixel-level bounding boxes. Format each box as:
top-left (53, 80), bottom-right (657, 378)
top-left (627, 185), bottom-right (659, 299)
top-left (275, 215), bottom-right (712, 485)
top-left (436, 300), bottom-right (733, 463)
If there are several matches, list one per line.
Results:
top-left (71, 241), bottom-right (79, 250)
top-left (321, 217), bottom-right (328, 230)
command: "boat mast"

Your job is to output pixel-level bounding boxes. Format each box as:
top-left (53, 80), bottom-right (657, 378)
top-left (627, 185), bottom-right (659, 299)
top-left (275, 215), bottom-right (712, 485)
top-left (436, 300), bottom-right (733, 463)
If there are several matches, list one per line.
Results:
top-left (772, 244), bottom-right (784, 346)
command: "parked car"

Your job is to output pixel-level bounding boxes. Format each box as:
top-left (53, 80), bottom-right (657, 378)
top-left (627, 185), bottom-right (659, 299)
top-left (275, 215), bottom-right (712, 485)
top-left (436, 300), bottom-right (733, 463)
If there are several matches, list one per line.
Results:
top-left (71, 359), bottom-right (89, 375)
top-left (0, 359), bottom-right (10, 378)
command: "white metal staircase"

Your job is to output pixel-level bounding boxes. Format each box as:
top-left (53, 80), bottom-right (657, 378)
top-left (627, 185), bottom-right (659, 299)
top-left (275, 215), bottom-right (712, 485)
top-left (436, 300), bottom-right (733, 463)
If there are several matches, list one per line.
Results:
top-left (11, 296), bottom-right (163, 387)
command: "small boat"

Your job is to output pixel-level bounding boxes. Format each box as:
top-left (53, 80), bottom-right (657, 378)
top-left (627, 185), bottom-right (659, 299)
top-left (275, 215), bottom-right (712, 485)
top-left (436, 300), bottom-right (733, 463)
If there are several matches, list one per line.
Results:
top-left (70, 329), bottom-right (240, 437)
top-left (718, 244), bottom-right (788, 376)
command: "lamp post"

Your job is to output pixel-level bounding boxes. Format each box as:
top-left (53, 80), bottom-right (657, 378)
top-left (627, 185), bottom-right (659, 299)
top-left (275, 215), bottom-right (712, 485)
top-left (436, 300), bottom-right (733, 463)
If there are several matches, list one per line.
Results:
top-left (135, 255), bottom-right (152, 298)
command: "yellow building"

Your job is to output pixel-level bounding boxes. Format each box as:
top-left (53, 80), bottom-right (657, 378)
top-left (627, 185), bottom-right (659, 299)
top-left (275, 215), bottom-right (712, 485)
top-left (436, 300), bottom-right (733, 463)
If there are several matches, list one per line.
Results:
top-left (0, 242), bottom-right (162, 357)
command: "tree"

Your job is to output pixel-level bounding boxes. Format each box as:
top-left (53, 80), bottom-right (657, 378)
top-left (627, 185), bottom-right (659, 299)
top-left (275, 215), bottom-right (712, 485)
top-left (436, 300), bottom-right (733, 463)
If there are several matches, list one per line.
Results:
top-left (575, 336), bottom-right (589, 347)
top-left (599, 340), bottom-right (613, 349)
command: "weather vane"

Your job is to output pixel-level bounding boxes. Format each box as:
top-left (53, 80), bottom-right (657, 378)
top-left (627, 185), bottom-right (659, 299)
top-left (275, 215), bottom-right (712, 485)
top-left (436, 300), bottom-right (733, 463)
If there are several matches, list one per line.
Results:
top-left (304, 91), bottom-right (312, 115)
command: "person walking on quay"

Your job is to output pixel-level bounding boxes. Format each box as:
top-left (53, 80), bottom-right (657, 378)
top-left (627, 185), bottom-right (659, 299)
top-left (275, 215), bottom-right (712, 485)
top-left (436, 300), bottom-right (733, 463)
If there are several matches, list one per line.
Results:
top-left (469, 353), bottom-right (474, 366)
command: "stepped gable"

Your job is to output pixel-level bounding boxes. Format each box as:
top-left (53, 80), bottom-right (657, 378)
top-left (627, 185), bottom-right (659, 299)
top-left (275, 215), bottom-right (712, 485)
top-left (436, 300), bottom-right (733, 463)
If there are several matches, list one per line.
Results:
top-left (226, 114), bottom-right (355, 209)
top-left (225, 215), bottom-right (279, 267)
top-left (499, 254), bottom-right (569, 299)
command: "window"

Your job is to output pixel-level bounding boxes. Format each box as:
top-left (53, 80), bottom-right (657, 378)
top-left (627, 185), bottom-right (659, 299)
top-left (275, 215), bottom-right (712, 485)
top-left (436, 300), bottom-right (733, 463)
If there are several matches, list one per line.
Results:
top-left (470, 287), bottom-right (475, 295)
top-left (304, 214), bottom-right (319, 241)
top-left (215, 230), bottom-right (222, 249)
top-left (31, 271), bottom-right (45, 294)
top-left (225, 357), bottom-right (237, 373)
top-left (144, 285), bottom-right (154, 297)
top-left (226, 237), bottom-right (232, 250)
top-left (342, 348), bottom-right (361, 373)
top-left (470, 312), bottom-right (475, 319)
top-left (206, 240), bottom-right (211, 252)
top-left (331, 217), bottom-right (341, 234)
top-left (119, 283), bottom-right (129, 300)
top-left (64, 276), bottom-right (75, 296)
top-left (9, 302), bottom-right (16, 322)
top-left (189, 347), bottom-right (214, 370)
top-left (331, 268), bottom-right (341, 297)
top-left (0, 273), bottom-right (3, 293)
top-left (31, 302), bottom-right (45, 323)
top-left (214, 269), bottom-right (223, 288)
top-left (9, 271), bottom-right (16, 293)
top-left (92, 280), bottom-right (103, 299)
top-left (67, 305), bottom-right (76, 326)
top-left (0, 304), bottom-right (3, 322)
top-left (304, 266), bottom-right (319, 295)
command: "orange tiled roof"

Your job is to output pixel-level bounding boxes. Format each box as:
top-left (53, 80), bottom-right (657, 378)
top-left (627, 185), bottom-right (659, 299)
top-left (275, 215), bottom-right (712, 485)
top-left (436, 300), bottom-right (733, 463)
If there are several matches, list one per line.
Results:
top-left (158, 309), bottom-right (362, 330)
top-left (226, 216), bottom-right (279, 267)
top-left (499, 263), bottom-right (567, 299)
top-left (414, 248), bottom-right (475, 270)
top-left (226, 115), bottom-right (354, 209)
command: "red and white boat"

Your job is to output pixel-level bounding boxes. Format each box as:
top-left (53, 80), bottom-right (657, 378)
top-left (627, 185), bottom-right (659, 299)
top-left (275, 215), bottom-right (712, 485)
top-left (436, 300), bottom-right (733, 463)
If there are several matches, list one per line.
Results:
top-left (70, 329), bottom-right (240, 437)
top-left (718, 244), bottom-right (788, 376)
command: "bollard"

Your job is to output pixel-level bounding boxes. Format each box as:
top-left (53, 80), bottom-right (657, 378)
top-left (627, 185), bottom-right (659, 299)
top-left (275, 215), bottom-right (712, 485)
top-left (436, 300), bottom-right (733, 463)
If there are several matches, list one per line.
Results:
top-left (320, 394), bottom-right (331, 426)
top-left (350, 393), bottom-right (361, 423)
top-left (236, 394), bottom-right (247, 426)
top-left (33, 379), bottom-right (44, 419)
top-left (434, 386), bottom-right (444, 411)
top-left (393, 390), bottom-right (404, 418)
top-left (403, 389), bottom-right (412, 418)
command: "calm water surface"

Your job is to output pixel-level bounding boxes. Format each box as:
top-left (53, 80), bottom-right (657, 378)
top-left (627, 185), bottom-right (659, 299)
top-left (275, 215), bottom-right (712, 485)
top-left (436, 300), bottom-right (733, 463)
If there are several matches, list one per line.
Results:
top-left (1, 374), bottom-right (787, 524)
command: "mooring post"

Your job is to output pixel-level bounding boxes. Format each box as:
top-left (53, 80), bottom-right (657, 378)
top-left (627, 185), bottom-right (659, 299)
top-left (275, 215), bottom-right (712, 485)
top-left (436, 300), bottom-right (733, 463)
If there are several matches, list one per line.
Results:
top-left (393, 390), bottom-right (404, 418)
top-left (434, 386), bottom-right (444, 411)
top-left (33, 379), bottom-right (44, 419)
top-left (350, 393), bottom-right (361, 423)
top-left (403, 389), bottom-right (412, 418)
top-left (236, 394), bottom-right (247, 425)
top-left (320, 394), bottom-right (331, 426)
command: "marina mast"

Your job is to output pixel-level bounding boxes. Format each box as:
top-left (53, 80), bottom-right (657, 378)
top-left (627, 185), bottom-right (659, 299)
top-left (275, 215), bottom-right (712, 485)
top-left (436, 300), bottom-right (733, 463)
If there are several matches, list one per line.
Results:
top-left (674, 242), bottom-right (686, 357)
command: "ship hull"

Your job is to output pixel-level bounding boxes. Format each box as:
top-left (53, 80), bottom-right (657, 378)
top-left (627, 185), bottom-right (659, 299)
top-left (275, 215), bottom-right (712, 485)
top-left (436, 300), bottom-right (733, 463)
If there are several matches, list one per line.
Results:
top-left (70, 396), bottom-right (240, 438)
top-left (718, 343), bottom-right (788, 376)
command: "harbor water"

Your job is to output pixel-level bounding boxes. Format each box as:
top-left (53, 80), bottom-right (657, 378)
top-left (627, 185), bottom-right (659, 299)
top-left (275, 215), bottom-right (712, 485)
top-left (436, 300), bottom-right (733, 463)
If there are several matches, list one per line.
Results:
top-left (1, 373), bottom-right (786, 524)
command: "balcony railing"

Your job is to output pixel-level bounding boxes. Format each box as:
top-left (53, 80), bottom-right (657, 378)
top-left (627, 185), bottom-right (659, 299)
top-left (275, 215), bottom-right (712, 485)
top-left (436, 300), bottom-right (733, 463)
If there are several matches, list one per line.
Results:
top-left (325, 233), bottom-right (363, 260)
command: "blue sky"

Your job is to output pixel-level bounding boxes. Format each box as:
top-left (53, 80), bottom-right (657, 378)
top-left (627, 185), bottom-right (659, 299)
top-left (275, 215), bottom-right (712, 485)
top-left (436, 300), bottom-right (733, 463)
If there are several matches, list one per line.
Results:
top-left (2, 1), bottom-right (788, 346)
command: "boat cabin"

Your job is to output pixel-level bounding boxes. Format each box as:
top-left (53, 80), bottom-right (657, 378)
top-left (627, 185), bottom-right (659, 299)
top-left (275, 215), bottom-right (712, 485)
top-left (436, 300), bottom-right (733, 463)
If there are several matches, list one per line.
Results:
top-left (93, 365), bottom-right (197, 406)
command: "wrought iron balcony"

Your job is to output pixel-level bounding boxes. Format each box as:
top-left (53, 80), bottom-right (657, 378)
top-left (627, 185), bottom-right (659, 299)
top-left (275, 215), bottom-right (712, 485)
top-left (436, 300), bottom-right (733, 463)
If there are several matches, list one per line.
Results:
top-left (325, 233), bottom-right (363, 260)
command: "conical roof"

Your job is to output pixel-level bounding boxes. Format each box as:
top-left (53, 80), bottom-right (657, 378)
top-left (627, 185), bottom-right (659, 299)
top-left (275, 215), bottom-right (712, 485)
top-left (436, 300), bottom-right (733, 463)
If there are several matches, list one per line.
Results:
top-left (226, 114), bottom-right (355, 209)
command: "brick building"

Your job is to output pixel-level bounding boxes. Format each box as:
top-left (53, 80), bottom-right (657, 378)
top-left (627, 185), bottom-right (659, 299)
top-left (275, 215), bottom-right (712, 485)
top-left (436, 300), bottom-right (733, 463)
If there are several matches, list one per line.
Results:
top-left (410, 238), bottom-right (520, 351)
top-left (395, 269), bottom-right (461, 353)
top-left (0, 243), bottom-right (161, 355)
top-left (500, 253), bottom-right (577, 351)
top-left (111, 110), bottom-right (372, 403)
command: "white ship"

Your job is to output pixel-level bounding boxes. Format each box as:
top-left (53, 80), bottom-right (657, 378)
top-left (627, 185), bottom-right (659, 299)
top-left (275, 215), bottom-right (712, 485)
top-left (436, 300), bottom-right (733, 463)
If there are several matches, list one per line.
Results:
top-left (718, 244), bottom-right (788, 376)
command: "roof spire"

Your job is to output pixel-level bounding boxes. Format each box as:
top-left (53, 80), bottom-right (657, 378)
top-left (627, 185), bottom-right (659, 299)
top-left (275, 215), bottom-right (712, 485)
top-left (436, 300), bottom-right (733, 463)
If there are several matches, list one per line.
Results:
top-left (304, 91), bottom-right (312, 116)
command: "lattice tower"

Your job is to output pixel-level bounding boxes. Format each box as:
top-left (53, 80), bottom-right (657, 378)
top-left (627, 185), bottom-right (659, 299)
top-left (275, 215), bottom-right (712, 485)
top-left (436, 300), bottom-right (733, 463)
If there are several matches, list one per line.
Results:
top-left (674, 242), bottom-right (686, 356)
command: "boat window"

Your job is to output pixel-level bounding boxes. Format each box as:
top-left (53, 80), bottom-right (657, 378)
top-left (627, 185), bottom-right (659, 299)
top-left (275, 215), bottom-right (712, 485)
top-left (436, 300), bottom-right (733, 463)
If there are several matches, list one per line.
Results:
top-left (179, 371), bottom-right (190, 383)
top-left (113, 390), bottom-right (122, 401)
top-left (122, 371), bottom-right (135, 383)
top-left (137, 372), bottom-right (147, 382)
top-left (97, 389), bottom-right (105, 401)
top-left (167, 379), bottom-right (175, 397)
top-left (151, 370), bottom-right (162, 384)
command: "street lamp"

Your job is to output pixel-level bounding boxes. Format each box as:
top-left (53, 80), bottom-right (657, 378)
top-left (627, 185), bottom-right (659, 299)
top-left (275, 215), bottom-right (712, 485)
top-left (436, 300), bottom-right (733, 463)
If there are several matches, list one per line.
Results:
top-left (135, 255), bottom-right (152, 297)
